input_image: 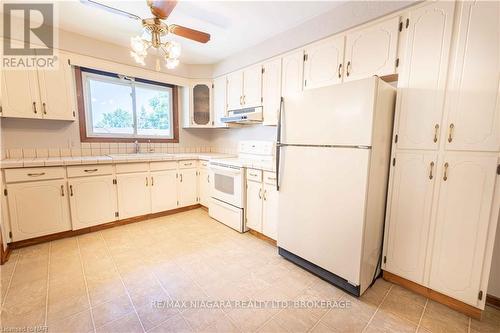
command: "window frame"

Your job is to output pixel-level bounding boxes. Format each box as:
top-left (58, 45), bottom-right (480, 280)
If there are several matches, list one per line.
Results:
top-left (75, 66), bottom-right (179, 143)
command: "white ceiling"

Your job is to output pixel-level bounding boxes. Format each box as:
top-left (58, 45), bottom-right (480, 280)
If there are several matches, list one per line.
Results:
top-left (52, 1), bottom-right (345, 65)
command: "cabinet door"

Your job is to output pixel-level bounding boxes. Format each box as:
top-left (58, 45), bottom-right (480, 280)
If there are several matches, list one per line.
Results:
top-left (178, 168), bottom-right (198, 207)
top-left (7, 180), bottom-right (71, 241)
top-left (344, 17), bottom-right (399, 82)
top-left (262, 183), bottom-right (278, 240)
top-left (242, 64), bottom-right (262, 108)
top-left (226, 71), bottom-right (243, 111)
top-left (246, 181), bottom-right (263, 232)
top-left (395, 2), bottom-right (455, 150)
top-left (303, 35), bottom-right (345, 89)
top-left (191, 82), bottom-right (211, 126)
top-left (150, 170), bottom-right (178, 213)
top-left (443, 1), bottom-right (500, 152)
top-left (69, 175), bottom-right (117, 230)
top-left (198, 168), bottom-right (210, 207)
top-left (385, 152), bottom-right (437, 284)
top-left (429, 153), bottom-right (497, 305)
top-left (117, 172), bottom-right (151, 219)
top-left (262, 58), bottom-right (282, 126)
top-left (281, 50), bottom-right (304, 98)
top-left (37, 52), bottom-right (75, 120)
top-left (1, 40), bottom-right (40, 119)
top-left (213, 76), bottom-right (228, 128)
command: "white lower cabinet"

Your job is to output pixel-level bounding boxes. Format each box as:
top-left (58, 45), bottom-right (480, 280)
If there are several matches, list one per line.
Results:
top-left (245, 170), bottom-right (278, 240)
top-left (68, 175), bottom-right (117, 230)
top-left (428, 153), bottom-right (498, 305)
top-left (385, 151), bottom-right (437, 284)
top-left (198, 165), bottom-right (210, 207)
top-left (117, 172), bottom-right (151, 219)
top-left (178, 168), bottom-right (198, 207)
top-left (150, 170), bottom-right (178, 213)
top-left (7, 179), bottom-right (71, 241)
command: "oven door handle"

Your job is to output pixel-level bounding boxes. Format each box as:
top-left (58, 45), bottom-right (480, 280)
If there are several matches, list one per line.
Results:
top-left (209, 165), bottom-right (241, 175)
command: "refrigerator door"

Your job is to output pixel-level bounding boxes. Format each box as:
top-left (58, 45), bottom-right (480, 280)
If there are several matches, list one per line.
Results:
top-left (277, 145), bottom-right (370, 285)
top-left (281, 77), bottom-right (378, 147)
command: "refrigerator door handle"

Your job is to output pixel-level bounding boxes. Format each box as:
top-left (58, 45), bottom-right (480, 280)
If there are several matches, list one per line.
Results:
top-left (276, 97), bottom-right (284, 191)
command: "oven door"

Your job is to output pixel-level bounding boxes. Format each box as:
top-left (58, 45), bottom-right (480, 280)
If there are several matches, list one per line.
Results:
top-left (210, 164), bottom-right (243, 208)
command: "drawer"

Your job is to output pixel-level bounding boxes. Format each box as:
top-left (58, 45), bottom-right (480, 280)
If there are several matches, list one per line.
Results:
top-left (246, 169), bottom-right (262, 182)
top-left (67, 164), bottom-right (113, 178)
top-left (4, 167), bottom-right (65, 183)
top-left (115, 163), bottom-right (149, 174)
top-left (150, 161), bottom-right (177, 171)
top-left (199, 160), bottom-right (209, 168)
top-left (178, 160), bottom-right (196, 169)
top-left (263, 171), bottom-right (277, 185)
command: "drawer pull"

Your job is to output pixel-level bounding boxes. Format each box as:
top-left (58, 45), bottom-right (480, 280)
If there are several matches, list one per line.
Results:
top-left (429, 161), bottom-right (434, 180)
top-left (433, 124), bottom-right (439, 143)
top-left (184, 162), bottom-right (193, 166)
top-left (267, 177), bottom-right (276, 181)
top-left (84, 169), bottom-right (98, 173)
top-left (70, 185), bottom-right (74, 196)
top-left (27, 172), bottom-right (45, 177)
top-left (447, 123), bottom-right (454, 143)
top-left (249, 173), bottom-right (258, 177)
top-left (443, 162), bottom-right (449, 181)
top-left (60, 185), bottom-right (65, 197)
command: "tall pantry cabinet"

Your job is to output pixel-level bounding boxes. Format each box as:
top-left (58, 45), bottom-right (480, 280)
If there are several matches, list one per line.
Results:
top-left (383, 0), bottom-right (500, 310)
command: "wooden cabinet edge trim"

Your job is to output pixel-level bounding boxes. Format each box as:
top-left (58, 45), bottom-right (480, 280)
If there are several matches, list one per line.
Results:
top-left (382, 270), bottom-right (482, 320)
top-left (486, 294), bottom-right (500, 310)
top-left (248, 229), bottom-right (277, 246)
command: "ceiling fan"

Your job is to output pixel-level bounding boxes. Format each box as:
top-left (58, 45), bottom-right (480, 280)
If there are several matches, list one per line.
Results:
top-left (80, 0), bottom-right (211, 69)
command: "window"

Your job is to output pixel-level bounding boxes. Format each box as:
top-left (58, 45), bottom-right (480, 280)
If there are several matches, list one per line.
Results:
top-left (76, 67), bottom-right (178, 142)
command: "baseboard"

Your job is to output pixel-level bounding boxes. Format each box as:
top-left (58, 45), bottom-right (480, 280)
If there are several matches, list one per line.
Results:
top-left (248, 229), bottom-right (277, 246)
top-left (383, 270), bottom-right (482, 319)
top-left (8, 204), bottom-right (202, 252)
top-left (486, 294), bottom-right (500, 309)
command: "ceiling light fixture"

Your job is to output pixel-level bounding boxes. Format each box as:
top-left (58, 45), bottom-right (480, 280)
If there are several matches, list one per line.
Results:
top-left (130, 18), bottom-right (181, 70)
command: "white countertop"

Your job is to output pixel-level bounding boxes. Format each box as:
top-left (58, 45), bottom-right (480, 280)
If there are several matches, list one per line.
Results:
top-left (0, 153), bottom-right (234, 169)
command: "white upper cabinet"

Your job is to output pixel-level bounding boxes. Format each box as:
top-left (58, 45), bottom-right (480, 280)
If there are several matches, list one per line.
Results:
top-left (37, 52), bottom-right (76, 121)
top-left (303, 35), bottom-right (345, 89)
top-left (385, 151), bottom-right (437, 284)
top-left (190, 81), bottom-right (212, 127)
top-left (344, 17), bottom-right (399, 82)
top-left (281, 50), bottom-right (304, 98)
top-left (443, 1), bottom-right (500, 152)
top-left (212, 76), bottom-right (228, 127)
top-left (395, 1), bottom-right (455, 150)
top-left (226, 70), bottom-right (244, 111)
top-left (242, 64), bottom-right (263, 108)
top-left (429, 153), bottom-right (497, 305)
top-left (117, 172), bottom-right (151, 219)
top-left (262, 58), bottom-right (282, 126)
top-left (1, 40), bottom-right (40, 119)
top-left (68, 175), bottom-right (117, 230)
top-left (150, 170), bottom-right (178, 213)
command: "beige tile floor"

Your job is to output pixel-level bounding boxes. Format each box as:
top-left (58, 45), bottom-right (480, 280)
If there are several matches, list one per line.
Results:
top-left (0, 208), bottom-right (499, 333)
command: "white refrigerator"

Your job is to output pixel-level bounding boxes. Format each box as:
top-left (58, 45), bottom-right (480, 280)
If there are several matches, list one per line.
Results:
top-left (276, 77), bottom-right (396, 296)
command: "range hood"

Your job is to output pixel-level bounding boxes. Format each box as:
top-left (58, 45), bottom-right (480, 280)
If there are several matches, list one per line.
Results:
top-left (221, 107), bottom-right (263, 124)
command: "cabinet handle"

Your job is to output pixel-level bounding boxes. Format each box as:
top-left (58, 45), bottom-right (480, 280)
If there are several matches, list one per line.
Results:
top-left (60, 185), bottom-right (65, 196)
top-left (433, 124), bottom-right (439, 143)
top-left (32, 102), bottom-right (37, 114)
top-left (447, 123), bottom-right (455, 143)
top-left (27, 172), bottom-right (45, 177)
top-left (258, 188), bottom-right (262, 199)
top-left (263, 189), bottom-right (267, 201)
top-left (443, 162), bottom-right (449, 181)
top-left (84, 169), bottom-right (98, 173)
top-left (346, 61), bottom-right (351, 77)
top-left (151, 176), bottom-right (154, 186)
top-left (180, 174), bottom-right (183, 182)
top-left (69, 185), bottom-right (74, 196)
top-left (240, 96), bottom-right (243, 105)
top-left (146, 177), bottom-right (149, 186)
top-left (338, 63), bottom-right (342, 78)
top-left (429, 161), bottom-right (435, 180)
top-left (207, 174), bottom-right (210, 183)
top-left (42, 102), bottom-right (47, 115)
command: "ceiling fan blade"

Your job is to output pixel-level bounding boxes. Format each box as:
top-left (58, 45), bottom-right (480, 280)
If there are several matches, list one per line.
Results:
top-left (169, 24), bottom-right (211, 43)
top-left (148, 0), bottom-right (177, 20)
top-left (80, 0), bottom-right (141, 20)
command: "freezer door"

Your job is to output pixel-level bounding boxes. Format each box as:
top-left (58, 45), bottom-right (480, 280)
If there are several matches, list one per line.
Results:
top-left (281, 77), bottom-right (377, 146)
top-left (277, 145), bottom-right (370, 285)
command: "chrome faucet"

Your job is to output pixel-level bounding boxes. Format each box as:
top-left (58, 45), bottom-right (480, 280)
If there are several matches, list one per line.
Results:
top-left (134, 140), bottom-right (139, 154)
